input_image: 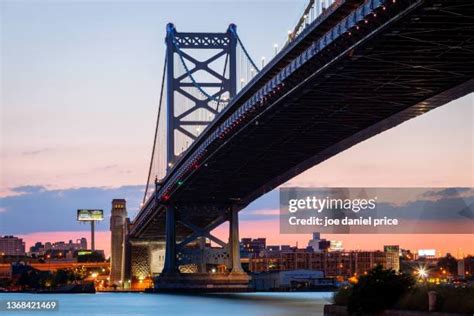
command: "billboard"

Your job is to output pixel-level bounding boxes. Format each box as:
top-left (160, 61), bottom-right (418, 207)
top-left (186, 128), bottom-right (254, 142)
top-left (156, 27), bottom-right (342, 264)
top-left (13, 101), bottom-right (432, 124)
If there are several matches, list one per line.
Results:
top-left (77, 250), bottom-right (93, 256)
top-left (418, 249), bottom-right (436, 257)
top-left (77, 209), bottom-right (104, 221)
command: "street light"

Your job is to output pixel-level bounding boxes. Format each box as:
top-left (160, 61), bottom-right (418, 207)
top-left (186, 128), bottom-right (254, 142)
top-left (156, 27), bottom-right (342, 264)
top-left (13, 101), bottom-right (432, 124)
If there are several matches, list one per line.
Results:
top-left (416, 267), bottom-right (428, 278)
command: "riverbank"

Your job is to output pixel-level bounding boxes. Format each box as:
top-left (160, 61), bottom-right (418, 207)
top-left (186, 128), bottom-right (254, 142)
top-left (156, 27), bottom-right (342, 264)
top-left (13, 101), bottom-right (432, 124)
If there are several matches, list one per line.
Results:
top-left (324, 305), bottom-right (473, 316)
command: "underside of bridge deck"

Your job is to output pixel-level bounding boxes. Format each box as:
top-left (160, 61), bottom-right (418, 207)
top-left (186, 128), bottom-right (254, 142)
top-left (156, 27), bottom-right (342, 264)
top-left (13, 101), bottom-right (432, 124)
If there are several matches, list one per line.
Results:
top-left (132, 0), bottom-right (474, 242)
top-left (175, 0), bottom-right (474, 202)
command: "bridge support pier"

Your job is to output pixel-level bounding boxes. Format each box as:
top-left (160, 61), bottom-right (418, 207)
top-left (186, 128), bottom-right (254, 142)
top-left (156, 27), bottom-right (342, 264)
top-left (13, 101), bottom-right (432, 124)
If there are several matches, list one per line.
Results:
top-left (154, 204), bottom-right (250, 292)
top-left (198, 237), bottom-right (206, 273)
top-left (229, 207), bottom-right (244, 273)
top-left (163, 204), bottom-right (177, 274)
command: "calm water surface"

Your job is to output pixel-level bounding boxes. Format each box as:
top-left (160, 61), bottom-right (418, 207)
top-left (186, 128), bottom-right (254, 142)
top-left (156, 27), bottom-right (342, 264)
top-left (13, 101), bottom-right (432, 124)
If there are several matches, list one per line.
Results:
top-left (0, 292), bottom-right (333, 316)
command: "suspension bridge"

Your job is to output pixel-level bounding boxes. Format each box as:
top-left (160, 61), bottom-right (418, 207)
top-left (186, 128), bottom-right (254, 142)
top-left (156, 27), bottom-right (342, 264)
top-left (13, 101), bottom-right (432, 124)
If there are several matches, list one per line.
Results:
top-left (111, 0), bottom-right (474, 291)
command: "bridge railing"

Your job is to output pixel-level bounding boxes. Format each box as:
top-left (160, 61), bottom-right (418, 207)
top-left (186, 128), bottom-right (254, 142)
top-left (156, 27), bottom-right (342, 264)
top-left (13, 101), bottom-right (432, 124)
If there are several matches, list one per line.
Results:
top-left (287, 0), bottom-right (340, 45)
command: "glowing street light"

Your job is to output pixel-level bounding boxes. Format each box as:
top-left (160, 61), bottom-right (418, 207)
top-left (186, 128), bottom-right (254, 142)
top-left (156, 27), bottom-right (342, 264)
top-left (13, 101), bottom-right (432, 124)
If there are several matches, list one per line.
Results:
top-left (416, 267), bottom-right (428, 278)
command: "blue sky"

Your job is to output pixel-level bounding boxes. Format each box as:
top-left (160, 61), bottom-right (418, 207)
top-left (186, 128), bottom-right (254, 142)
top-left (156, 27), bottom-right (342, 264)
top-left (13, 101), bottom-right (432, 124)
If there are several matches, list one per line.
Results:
top-left (1, 0), bottom-right (310, 191)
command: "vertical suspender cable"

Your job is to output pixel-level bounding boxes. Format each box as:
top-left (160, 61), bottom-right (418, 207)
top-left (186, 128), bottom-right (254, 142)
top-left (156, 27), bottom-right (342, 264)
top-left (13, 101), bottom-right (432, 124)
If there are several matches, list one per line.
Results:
top-left (143, 54), bottom-right (167, 204)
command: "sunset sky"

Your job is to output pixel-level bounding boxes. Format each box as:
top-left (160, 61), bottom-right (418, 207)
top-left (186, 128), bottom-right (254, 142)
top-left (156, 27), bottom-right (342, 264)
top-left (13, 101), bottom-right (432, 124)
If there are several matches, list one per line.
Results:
top-left (1, 0), bottom-right (473, 257)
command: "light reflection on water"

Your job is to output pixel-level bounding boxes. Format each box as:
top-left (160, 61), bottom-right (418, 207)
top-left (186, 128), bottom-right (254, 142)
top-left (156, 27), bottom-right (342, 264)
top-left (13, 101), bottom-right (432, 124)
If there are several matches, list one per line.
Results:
top-left (0, 292), bottom-right (333, 316)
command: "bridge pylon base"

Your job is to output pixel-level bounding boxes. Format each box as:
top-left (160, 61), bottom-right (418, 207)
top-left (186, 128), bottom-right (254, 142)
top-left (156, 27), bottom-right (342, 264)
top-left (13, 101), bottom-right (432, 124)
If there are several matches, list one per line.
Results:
top-left (153, 272), bottom-right (250, 293)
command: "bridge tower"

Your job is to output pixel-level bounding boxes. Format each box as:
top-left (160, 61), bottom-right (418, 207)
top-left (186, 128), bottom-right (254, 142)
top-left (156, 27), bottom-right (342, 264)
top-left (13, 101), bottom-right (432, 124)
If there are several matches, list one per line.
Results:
top-left (165, 23), bottom-right (237, 167)
top-left (149, 24), bottom-right (250, 290)
top-left (109, 199), bottom-right (127, 287)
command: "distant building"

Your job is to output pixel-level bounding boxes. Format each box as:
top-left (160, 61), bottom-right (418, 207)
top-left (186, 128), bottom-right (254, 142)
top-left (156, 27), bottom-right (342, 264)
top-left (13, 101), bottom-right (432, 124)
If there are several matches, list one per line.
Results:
top-left (241, 238), bottom-right (266, 254)
top-left (280, 245), bottom-right (292, 252)
top-left (0, 236), bottom-right (25, 256)
top-left (110, 199), bottom-right (127, 286)
top-left (266, 246), bottom-right (280, 253)
top-left (252, 269), bottom-right (327, 291)
top-left (384, 245), bottom-right (400, 271)
top-left (249, 247), bottom-right (400, 277)
top-left (29, 242), bottom-right (44, 255)
top-left (458, 256), bottom-right (474, 278)
top-left (307, 232), bottom-right (343, 252)
top-left (329, 240), bottom-right (344, 252)
top-left (307, 232), bottom-right (323, 252)
top-left (29, 238), bottom-right (87, 256)
top-left (79, 237), bottom-right (87, 250)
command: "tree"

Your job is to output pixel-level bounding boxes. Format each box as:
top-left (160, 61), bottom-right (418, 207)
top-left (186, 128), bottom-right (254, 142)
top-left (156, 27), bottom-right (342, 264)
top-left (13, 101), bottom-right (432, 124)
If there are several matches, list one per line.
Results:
top-left (53, 269), bottom-right (70, 287)
top-left (17, 271), bottom-right (30, 290)
top-left (347, 266), bottom-right (415, 314)
top-left (0, 278), bottom-right (12, 288)
top-left (437, 253), bottom-right (457, 275)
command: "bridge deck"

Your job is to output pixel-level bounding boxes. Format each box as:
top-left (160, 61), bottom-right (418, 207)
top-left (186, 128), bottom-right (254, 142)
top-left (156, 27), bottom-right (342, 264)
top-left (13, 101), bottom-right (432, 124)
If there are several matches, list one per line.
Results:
top-left (131, 0), bottom-right (474, 239)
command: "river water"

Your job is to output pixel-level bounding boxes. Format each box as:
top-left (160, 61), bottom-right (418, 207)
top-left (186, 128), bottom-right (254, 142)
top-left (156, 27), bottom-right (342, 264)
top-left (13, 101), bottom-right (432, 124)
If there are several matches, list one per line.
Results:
top-left (0, 292), bottom-right (333, 315)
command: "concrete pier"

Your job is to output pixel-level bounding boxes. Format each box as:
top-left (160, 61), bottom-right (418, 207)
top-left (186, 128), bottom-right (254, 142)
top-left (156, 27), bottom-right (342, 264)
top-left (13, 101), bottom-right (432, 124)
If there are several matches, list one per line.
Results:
top-left (153, 272), bottom-right (250, 292)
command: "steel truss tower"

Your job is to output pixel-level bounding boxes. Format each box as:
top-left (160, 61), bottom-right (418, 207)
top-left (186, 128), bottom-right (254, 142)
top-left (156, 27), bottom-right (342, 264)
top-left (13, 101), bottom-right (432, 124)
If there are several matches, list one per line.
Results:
top-left (165, 23), bottom-right (237, 166)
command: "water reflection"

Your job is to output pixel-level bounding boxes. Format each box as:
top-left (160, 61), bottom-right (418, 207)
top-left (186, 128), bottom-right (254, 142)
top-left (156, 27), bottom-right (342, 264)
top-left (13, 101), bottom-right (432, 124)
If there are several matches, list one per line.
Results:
top-left (0, 292), bottom-right (333, 316)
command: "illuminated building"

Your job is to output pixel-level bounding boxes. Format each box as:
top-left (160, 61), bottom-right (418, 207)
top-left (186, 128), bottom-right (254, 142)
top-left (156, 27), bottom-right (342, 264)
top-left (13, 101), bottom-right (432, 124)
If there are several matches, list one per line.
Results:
top-left (329, 240), bottom-right (344, 252)
top-left (384, 245), bottom-right (400, 271)
top-left (249, 246), bottom-right (400, 278)
top-left (241, 238), bottom-right (266, 256)
top-left (110, 199), bottom-right (127, 286)
top-left (0, 236), bottom-right (25, 256)
top-left (457, 256), bottom-right (474, 278)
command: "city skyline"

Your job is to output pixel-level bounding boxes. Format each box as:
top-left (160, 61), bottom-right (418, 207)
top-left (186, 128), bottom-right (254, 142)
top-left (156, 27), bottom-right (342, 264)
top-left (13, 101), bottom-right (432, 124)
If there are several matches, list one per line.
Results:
top-left (10, 229), bottom-right (474, 259)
